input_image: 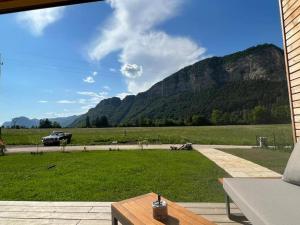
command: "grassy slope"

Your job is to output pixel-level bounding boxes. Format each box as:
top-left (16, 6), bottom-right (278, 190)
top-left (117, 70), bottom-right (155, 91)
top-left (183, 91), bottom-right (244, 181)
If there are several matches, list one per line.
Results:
top-left (219, 148), bottom-right (291, 174)
top-left (2, 124), bottom-right (293, 146)
top-left (0, 150), bottom-right (227, 202)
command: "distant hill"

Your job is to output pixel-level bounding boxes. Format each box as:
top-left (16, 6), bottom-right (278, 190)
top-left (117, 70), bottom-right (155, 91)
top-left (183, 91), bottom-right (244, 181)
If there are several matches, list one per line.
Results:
top-left (2, 115), bottom-right (79, 128)
top-left (71, 44), bottom-right (289, 127)
top-left (2, 117), bottom-right (39, 128)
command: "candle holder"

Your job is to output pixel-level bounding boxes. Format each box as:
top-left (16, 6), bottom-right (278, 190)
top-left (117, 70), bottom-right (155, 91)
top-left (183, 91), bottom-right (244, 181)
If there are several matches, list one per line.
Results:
top-left (152, 193), bottom-right (168, 221)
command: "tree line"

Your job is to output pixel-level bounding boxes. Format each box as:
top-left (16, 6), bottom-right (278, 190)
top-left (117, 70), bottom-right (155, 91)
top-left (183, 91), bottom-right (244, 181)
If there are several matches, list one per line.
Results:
top-left (82, 105), bottom-right (290, 128)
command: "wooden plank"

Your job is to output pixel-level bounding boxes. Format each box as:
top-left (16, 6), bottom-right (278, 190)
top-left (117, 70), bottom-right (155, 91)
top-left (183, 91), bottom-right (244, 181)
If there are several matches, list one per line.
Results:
top-left (0, 218), bottom-right (80, 225)
top-left (285, 5), bottom-right (300, 26)
top-left (292, 92), bottom-right (300, 100)
top-left (284, 1), bottom-right (300, 20)
top-left (294, 115), bottom-right (300, 122)
top-left (290, 61), bottom-right (300, 73)
top-left (287, 36), bottom-right (300, 53)
top-left (289, 70), bottom-right (300, 80)
top-left (286, 15), bottom-right (300, 34)
top-left (286, 22), bottom-right (300, 40)
top-left (0, 0), bottom-right (102, 14)
top-left (291, 85), bottom-right (300, 93)
top-left (0, 206), bottom-right (93, 213)
top-left (0, 201), bottom-right (112, 207)
top-left (294, 108), bottom-right (300, 114)
top-left (292, 100), bottom-right (300, 107)
top-left (0, 211), bottom-right (111, 220)
top-left (287, 30), bottom-right (300, 46)
top-left (282, 0), bottom-right (291, 8)
top-left (288, 46), bottom-right (300, 60)
top-left (283, 0), bottom-right (299, 13)
top-left (289, 53), bottom-right (300, 66)
top-left (290, 77), bottom-right (300, 86)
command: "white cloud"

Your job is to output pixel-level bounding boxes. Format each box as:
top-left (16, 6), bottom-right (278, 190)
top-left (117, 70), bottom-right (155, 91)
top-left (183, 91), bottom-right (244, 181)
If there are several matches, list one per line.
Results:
top-left (44, 111), bottom-right (81, 118)
top-left (120, 64), bottom-right (143, 79)
top-left (83, 76), bottom-right (95, 83)
top-left (92, 71), bottom-right (98, 76)
top-left (57, 100), bottom-right (76, 104)
top-left (103, 86), bottom-right (111, 91)
top-left (109, 68), bottom-right (117, 72)
top-left (17, 7), bottom-right (65, 36)
top-left (77, 91), bottom-right (108, 105)
top-left (116, 92), bottom-right (132, 100)
top-left (38, 100), bottom-right (48, 103)
top-left (88, 0), bottom-right (206, 94)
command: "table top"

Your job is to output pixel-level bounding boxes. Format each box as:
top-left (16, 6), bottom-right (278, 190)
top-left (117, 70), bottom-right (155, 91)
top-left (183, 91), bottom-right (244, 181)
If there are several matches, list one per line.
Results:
top-left (111, 193), bottom-right (216, 225)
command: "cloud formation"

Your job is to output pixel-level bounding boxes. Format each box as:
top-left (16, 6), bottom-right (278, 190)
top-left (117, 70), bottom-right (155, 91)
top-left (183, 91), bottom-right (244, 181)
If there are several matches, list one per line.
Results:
top-left (120, 64), bottom-right (143, 79)
top-left (88, 0), bottom-right (206, 94)
top-left (17, 7), bottom-right (65, 36)
top-left (77, 91), bottom-right (108, 109)
top-left (57, 100), bottom-right (76, 104)
top-left (83, 76), bottom-right (95, 83)
top-left (38, 100), bottom-right (48, 103)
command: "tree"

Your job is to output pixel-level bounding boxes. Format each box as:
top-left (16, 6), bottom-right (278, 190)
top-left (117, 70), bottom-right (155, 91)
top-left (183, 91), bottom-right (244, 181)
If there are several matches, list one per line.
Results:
top-left (252, 106), bottom-right (269, 124)
top-left (191, 115), bottom-right (210, 126)
top-left (39, 119), bottom-right (52, 128)
top-left (210, 109), bottom-right (223, 125)
top-left (52, 121), bottom-right (61, 128)
top-left (271, 105), bottom-right (290, 123)
top-left (86, 116), bottom-right (91, 128)
top-left (93, 116), bottom-right (109, 128)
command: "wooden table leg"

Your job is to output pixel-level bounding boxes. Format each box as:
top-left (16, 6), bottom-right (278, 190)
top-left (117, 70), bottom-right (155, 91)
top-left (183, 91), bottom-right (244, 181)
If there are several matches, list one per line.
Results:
top-left (112, 215), bottom-right (118, 225)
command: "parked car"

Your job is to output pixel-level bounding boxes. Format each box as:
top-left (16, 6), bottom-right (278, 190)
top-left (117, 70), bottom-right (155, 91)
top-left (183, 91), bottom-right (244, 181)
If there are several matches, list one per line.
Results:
top-left (42, 131), bottom-right (72, 146)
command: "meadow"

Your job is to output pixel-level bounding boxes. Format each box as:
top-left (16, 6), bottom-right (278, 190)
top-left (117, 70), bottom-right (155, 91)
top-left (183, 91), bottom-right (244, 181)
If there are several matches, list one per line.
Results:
top-left (1, 124), bottom-right (293, 146)
top-left (0, 150), bottom-right (227, 202)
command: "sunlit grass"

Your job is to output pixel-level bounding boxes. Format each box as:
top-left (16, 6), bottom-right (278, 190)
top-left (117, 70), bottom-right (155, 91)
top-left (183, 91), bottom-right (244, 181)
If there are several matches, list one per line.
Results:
top-left (2, 124), bottom-right (293, 146)
top-left (0, 150), bottom-right (227, 202)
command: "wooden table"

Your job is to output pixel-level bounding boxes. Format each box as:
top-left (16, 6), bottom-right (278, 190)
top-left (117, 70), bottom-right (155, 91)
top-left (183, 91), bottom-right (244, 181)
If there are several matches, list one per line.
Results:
top-left (111, 193), bottom-right (216, 225)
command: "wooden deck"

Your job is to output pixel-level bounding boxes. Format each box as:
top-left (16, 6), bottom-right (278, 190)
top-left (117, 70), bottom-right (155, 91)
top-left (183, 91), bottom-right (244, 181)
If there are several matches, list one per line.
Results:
top-left (0, 201), bottom-right (250, 225)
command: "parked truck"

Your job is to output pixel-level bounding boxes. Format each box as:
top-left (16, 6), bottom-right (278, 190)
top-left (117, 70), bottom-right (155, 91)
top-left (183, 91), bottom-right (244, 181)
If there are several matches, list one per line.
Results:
top-left (42, 131), bottom-right (72, 146)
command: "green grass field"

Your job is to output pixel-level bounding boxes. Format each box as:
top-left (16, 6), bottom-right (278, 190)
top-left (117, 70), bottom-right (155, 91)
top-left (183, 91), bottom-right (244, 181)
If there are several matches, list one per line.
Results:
top-left (0, 150), bottom-right (227, 202)
top-left (219, 148), bottom-right (291, 174)
top-left (1, 124), bottom-right (293, 146)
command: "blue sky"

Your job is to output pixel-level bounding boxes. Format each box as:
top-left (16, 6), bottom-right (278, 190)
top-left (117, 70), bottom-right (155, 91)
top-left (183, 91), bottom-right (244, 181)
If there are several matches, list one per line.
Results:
top-left (0, 0), bottom-right (283, 124)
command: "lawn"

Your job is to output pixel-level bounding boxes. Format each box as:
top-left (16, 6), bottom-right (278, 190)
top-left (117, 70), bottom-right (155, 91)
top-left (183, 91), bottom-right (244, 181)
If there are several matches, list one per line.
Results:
top-left (0, 150), bottom-right (228, 202)
top-left (1, 124), bottom-right (293, 146)
top-left (219, 148), bottom-right (291, 174)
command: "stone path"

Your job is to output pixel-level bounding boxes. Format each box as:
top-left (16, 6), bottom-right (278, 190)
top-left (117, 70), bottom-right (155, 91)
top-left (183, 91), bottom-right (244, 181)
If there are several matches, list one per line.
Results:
top-left (195, 147), bottom-right (281, 177)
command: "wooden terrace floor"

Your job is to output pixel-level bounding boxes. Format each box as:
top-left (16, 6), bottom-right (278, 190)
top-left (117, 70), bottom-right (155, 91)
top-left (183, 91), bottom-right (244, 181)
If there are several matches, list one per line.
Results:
top-left (0, 201), bottom-right (250, 225)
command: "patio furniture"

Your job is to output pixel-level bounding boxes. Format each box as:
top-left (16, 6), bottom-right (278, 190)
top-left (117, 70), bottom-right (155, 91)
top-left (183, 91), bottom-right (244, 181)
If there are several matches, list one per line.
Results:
top-left (222, 142), bottom-right (300, 225)
top-left (111, 192), bottom-right (216, 225)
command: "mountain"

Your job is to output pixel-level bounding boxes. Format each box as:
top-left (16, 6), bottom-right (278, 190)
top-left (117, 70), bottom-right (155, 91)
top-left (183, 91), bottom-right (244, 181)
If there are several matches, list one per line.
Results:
top-left (2, 117), bottom-right (39, 128)
top-left (71, 44), bottom-right (290, 127)
top-left (3, 115), bottom-right (79, 128)
top-left (49, 115), bottom-right (79, 128)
